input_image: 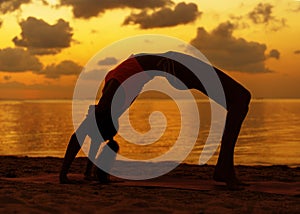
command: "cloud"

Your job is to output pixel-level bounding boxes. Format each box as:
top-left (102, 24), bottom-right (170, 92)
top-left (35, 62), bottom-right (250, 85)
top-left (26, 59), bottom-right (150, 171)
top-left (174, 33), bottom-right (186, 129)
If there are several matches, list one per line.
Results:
top-left (190, 22), bottom-right (279, 73)
top-left (90, 29), bottom-right (98, 34)
top-left (248, 3), bottom-right (273, 24)
top-left (80, 69), bottom-right (107, 80)
top-left (0, 48), bottom-right (42, 72)
top-left (36, 60), bottom-right (83, 79)
top-left (98, 57), bottom-right (118, 66)
top-left (60, 0), bottom-right (173, 19)
top-left (290, 5), bottom-right (300, 12)
top-left (13, 17), bottom-right (73, 55)
top-left (0, 47), bottom-right (83, 78)
top-left (3, 75), bottom-right (12, 81)
top-left (0, 81), bottom-right (75, 99)
top-left (123, 2), bottom-right (200, 29)
top-left (0, 81), bottom-right (70, 91)
top-left (0, 0), bottom-right (31, 14)
top-left (248, 3), bottom-right (286, 31)
top-left (294, 50), bottom-right (300, 54)
top-left (268, 49), bottom-right (280, 59)
top-left (0, 81), bottom-right (26, 89)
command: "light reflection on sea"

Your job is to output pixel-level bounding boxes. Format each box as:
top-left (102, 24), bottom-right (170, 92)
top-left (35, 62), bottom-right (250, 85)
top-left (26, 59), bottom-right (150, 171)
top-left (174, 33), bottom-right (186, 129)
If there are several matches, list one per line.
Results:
top-left (0, 99), bottom-right (299, 167)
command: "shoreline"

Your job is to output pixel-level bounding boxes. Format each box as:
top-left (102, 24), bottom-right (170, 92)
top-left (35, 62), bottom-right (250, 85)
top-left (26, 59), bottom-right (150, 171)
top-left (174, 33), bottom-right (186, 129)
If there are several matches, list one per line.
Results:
top-left (0, 156), bottom-right (299, 213)
top-left (2, 155), bottom-right (300, 168)
top-left (1, 155), bottom-right (299, 182)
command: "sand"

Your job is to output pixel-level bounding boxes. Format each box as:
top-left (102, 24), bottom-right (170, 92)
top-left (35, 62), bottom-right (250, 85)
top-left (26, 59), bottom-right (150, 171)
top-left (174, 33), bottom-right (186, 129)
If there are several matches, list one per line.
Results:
top-left (0, 156), bottom-right (299, 213)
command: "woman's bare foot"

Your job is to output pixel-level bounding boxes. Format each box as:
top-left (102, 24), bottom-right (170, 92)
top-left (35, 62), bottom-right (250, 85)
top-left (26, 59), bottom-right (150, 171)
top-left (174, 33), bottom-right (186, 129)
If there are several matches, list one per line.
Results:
top-left (95, 168), bottom-right (110, 184)
top-left (213, 173), bottom-right (249, 185)
top-left (59, 172), bottom-right (75, 184)
top-left (84, 171), bottom-right (98, 181)
top-left (213, 168), bottom-right (248, 190)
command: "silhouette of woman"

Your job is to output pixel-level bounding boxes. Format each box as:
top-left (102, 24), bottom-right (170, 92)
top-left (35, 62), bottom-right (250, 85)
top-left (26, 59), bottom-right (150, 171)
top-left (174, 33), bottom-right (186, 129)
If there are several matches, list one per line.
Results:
top-left (59, 51), bottom-right (251, 190)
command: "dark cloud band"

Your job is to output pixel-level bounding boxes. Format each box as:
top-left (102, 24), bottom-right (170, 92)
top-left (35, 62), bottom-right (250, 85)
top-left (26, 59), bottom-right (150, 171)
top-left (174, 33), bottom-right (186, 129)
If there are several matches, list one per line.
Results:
top-left (0, 48), bottom-right (42, 72)
top-left (0, 47), bottom-right (82, 79)
top-left (123, 2), bottom-right (200, 29)
top-left (35, 60), bottom-right (83, 79)
top-left (60, 0), bottom-right (173, 19)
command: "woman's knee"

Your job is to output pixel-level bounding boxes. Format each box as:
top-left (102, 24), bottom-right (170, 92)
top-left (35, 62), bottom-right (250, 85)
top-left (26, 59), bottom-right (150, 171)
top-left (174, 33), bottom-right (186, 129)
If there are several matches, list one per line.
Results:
top-left (228, 87), bottom-right (251, 116)
top-left (241, 88), bottom-right (251, 107)
top-left (236, 88), bottom-right (251, 117)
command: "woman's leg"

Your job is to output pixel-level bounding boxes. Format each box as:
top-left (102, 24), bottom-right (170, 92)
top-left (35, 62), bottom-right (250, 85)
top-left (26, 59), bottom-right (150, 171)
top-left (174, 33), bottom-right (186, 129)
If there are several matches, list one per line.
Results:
top-left (165, 59), bottom-right (251, 188)
top-left (94, 139), bottom-right (119, 183)
top-left (93, 79), bottom-right (123, 183)
top-left (84, 138), bottom-right (101, 179)
top-left (212, 68), bottom-right (251, 188)
top-left (162, 59), bottom-right (251, 189)
top-left (60, 79), bottom-right (121, 184)
top-left (137, 54), bottom-right (251, 189)
top-left (59, 118), bottom-right (91, 184)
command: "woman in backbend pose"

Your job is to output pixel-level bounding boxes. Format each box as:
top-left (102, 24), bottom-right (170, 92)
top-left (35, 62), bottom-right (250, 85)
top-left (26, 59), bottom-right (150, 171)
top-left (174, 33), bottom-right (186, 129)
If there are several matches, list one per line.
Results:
top-left (59, 51), bottom-right (251, 190)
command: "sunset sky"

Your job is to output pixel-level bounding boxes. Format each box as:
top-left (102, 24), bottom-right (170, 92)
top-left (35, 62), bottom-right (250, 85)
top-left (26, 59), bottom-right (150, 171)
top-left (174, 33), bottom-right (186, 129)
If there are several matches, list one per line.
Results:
top-left (0, 0), bottom-right (299, 99)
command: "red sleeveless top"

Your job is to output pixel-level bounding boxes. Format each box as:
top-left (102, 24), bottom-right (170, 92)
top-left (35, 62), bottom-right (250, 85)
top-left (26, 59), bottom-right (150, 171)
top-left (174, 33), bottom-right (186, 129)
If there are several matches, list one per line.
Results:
top-left (105, 56), bottom-right (146, 84)
top-left (104, 55), bottom-right (153, 109)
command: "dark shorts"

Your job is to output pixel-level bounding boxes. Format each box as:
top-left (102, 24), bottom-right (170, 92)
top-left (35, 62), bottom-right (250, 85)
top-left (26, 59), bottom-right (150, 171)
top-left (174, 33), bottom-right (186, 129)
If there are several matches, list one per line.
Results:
top-left (93, 79), bottom-right (125, 141)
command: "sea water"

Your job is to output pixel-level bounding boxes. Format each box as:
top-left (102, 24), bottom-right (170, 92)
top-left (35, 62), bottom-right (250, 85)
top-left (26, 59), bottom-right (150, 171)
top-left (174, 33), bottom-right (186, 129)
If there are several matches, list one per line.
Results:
top-left (0, 99), bottom-right (299, 167)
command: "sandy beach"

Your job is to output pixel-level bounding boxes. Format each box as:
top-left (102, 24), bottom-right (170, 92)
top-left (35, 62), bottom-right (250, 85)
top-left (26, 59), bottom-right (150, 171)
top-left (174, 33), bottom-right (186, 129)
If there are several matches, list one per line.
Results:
top-left (0, 156), bottom-right (299, 214)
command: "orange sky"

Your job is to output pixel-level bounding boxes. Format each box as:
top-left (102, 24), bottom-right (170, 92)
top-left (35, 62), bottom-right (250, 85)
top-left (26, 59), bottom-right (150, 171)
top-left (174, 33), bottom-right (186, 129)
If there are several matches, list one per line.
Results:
top-left (0, 0), bottom-right (299, 99)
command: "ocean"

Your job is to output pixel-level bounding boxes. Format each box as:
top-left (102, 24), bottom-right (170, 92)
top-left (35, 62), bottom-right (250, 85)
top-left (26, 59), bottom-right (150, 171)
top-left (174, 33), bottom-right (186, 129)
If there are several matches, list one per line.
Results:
top-left (0, 99), bottom-right (299, 167)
